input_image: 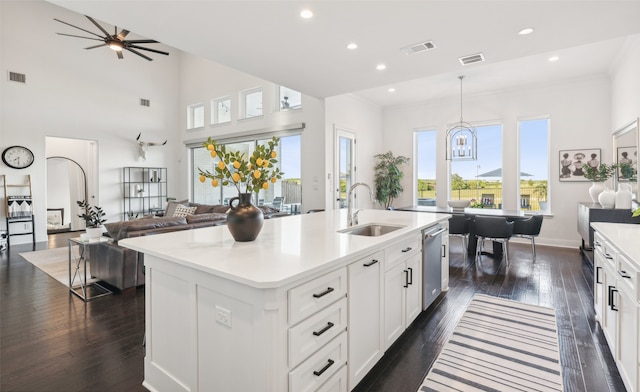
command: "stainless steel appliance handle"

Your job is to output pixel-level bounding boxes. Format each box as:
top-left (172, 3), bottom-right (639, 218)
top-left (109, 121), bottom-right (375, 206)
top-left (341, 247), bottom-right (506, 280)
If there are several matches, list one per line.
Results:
top-left (424, 227), bottom-right (447, 238)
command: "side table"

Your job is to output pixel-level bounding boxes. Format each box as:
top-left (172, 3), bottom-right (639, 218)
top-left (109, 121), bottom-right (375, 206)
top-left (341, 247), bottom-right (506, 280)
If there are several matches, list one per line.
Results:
top-left (68, 236), bottom-right (113, 301)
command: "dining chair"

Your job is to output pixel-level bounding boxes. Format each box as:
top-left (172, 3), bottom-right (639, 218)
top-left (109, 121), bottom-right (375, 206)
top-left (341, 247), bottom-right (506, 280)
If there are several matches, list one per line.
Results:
top-left (513, 214), bottom-right (544, 260)
top-left (448, 214), bottom-right (471, 259)
top-left (473, 215), bottom-right (514, 265)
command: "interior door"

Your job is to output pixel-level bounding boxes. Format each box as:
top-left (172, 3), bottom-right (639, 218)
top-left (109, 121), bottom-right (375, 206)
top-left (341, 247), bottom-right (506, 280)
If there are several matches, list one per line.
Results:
top-left (335, 129), bottom-right (355, 209)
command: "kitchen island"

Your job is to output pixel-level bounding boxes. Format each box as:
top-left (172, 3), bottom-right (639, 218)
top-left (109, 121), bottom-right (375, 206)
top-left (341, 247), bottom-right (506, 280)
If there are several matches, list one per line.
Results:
top-left (120, 209), bottom-right (449, 392)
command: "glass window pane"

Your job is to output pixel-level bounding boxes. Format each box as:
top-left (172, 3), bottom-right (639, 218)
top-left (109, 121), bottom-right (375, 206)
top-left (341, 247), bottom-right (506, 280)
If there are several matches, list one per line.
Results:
top-left (450, 124), bottom-right (503, 208)
top-left (187, 103), bottom-right (205, 129)
top-left (193, 147), bottom-right (221, 204)
top-left (519, 118), bottom-right (549, 212)
top-left (243, 89), bottom-right (263, 118)
top-left (279, 86), bottom-right (302, 111)
top-left (212, 97), bottom-right (231, 124)
top-left (416, 130), bottom-right (437, 206)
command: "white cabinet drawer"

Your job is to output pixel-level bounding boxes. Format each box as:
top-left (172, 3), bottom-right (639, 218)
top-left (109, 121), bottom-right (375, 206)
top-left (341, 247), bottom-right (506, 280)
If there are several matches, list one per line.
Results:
top-left (618, 253), bottom-right (639, 301)
top-left (317, 364), bottom-right (347, 392)
top-left (385, 234), bottom-right (420, 271)
top-left (289, 298), bottom-right (347, 368)
top-left (289, 332), bottom-right (347, 392)
top-left (594, 233), bottom-right (615, 267)
top-left (289, 268), bottom-right (347, 325)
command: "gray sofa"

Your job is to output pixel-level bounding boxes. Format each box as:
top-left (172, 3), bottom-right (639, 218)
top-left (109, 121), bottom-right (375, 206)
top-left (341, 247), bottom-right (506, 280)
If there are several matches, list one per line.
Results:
top-left (94, 202), bottom-right (288, 291)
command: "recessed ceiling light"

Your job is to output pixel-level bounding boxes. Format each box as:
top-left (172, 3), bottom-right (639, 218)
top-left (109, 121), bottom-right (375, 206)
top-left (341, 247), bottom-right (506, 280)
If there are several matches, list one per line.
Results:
top-left (347, 43), bottom-right (358, 50)
top-left (388, 88), bottom-right (396, 93)
top-left (548, 56), bottom-right (559, 62)
top-left (376, 64), bottom-right (386, 71)
top-left (300, 9), bottom-right (313, 19)
top-left (518, 27), bottom-right (534, 35)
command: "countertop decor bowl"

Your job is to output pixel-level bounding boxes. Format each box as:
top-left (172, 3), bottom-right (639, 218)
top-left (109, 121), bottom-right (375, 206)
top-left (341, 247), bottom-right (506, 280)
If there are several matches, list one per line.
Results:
top-left (447, 200), bottom-right (470, 211)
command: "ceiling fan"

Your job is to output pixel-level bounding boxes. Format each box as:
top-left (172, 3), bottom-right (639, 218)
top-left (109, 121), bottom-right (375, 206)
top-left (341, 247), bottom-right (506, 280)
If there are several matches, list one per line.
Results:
top-left (54, 15), bottom-right (169, 61)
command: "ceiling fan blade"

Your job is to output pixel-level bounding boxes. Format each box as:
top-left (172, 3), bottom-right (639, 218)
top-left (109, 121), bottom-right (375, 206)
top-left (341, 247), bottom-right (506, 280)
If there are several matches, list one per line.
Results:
top-left (85, 43), bottom-right (107, 50)
top-left (54, 18), bottom-right (104, 39)
top-left (124, 47), bottom-right (153, 61)
top-left (117, 29), bottom-right (130, 40)
top-left (117, 50), bottom-right (124, 59)
top-left (127, 45), bottom-right (169, 56)
top-left (56, 32), bottom-right (104, 42)
top-left (125, 39), bottom-right (158, 44)
top-left (85, 15), bottom-right (111, 38)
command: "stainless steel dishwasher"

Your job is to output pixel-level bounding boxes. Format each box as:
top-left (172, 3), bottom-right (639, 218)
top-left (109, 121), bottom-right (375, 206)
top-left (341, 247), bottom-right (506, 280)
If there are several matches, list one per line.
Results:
top-left (422, 224), bottom-right (447, 310)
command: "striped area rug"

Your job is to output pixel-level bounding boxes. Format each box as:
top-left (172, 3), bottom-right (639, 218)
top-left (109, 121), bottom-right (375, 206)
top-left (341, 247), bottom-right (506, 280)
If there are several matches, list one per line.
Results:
top-left (419, 294), bottom-right (563, 392)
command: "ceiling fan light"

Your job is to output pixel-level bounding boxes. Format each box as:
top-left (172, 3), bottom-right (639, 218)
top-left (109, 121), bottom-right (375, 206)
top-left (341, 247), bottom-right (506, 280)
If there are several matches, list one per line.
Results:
top-left (108, 41), bottom-right (123, 51)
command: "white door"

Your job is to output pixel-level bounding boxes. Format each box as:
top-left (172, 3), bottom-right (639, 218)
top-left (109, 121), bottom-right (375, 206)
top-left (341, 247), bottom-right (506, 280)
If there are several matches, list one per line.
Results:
top-left (335, 129), bottom-right (355, 209)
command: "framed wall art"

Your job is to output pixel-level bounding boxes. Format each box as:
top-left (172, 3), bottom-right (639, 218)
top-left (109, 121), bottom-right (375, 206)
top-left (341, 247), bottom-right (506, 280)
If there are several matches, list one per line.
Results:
top-left (559, 148), bottom-right (601, 182)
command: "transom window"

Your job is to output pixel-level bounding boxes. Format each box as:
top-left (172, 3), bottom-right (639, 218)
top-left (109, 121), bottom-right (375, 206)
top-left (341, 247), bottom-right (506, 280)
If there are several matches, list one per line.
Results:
top-left (240, 87), bottom-right (263, 119)
top-left (187, 103), bottom-right (205, 129)
top-left (211, 96), bottom-right (231, 125)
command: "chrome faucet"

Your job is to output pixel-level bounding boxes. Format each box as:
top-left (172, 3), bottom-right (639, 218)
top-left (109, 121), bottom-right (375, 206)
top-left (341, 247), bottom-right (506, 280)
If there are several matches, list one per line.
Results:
top-left (347, 182), bottom-right (375, 226)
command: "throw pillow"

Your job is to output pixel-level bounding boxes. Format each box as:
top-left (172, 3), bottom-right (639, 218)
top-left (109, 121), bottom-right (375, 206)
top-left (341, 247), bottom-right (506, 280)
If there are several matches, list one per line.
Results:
top-left (173, 205), bottom-right (197, 217)
top-left (165, 199), bottom-right (189, 217)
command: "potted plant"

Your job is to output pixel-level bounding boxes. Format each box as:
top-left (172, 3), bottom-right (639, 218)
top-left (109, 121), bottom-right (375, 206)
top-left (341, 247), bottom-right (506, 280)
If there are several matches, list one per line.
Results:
top-left (77, 200), bottom-right (107, 238)
top-left (583, 163), bottom-right (617, 206)
top-left (373, 151), bottom-right (409, 210)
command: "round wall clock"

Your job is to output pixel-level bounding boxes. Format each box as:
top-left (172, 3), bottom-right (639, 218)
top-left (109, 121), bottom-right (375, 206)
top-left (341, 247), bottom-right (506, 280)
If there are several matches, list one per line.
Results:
top-left (2, 146), bottom-right (35, 169)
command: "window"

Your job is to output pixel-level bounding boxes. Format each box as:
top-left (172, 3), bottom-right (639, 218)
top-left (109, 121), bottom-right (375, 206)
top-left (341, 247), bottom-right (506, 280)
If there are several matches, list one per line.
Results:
top-left (212, 96), bottom-right (231, 125)
top-left (519, 118), bottom-right (549, 212)
top-left (278, 86), bottom-right (302, 111)
top-left (240, 88), bottom-right (263, 119)
top-left (191, 134), bottom-right (301, 211)
top-left (450, 124), bottom-right (503, 208)
top-left (415, 129), bottom-right (437, 206)
top-left (187, 103), bottom-right (205, 129)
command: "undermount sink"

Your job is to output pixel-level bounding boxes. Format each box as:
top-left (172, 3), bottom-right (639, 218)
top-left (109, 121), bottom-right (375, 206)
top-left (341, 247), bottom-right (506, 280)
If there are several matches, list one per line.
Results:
top-left (338, 223), bottom-right (406, 237)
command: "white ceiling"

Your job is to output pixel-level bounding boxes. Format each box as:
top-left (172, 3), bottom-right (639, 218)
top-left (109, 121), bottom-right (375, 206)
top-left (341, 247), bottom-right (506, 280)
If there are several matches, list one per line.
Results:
top-left (47, 0), bottom-right (640, 106)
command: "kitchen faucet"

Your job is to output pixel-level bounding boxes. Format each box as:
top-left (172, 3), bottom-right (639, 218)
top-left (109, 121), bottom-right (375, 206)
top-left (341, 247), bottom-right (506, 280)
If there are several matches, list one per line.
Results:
top-left (347, 182), bottom-right (375, 226)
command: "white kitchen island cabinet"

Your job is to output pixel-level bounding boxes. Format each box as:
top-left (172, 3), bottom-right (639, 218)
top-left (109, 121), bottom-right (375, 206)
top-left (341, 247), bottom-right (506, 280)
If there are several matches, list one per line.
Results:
top-left (120, 209), bottom-right (449, 392)
top-left (591, 222), bottom-right (640, 392)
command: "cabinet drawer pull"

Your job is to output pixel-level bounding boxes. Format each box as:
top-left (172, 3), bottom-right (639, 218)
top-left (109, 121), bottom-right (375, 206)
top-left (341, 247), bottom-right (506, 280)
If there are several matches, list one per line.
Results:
top-left (594, 241), bottom-right (601, 247)
top-left (363, 259), bottom-right (379, 267)
top-left (313, 359), bottom-right (335, 376)
top-left (608, 285), bottom-right (619, 311)
top-left (401, 247), bottom-right (413, 253)
top-left (312, 322), bottom-right (335, 336)
top-left (441, 244), bottom-right (446, 258)
top-left (313, 287), bottom-right (334, 298)
top-left (407, 267), bottom-right (413, 285)
top-left (605, 253), bottom-right (613, 260)
top-left (618, 270), bottom-right (632, 279)
top-left (404, 270), bottom-right (409, 288)
top-left (596, 266), bottom-right (602, 284)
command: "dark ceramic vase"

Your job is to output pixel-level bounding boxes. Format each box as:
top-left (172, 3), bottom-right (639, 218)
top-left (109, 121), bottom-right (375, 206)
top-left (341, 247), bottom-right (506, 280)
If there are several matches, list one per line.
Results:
top-left (226, 193), bottom-right (264, 242)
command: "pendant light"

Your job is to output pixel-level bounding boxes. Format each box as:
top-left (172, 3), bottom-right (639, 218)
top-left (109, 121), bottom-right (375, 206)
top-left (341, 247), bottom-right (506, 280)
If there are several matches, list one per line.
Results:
top-left (446, 76), bottom-right (477, 161)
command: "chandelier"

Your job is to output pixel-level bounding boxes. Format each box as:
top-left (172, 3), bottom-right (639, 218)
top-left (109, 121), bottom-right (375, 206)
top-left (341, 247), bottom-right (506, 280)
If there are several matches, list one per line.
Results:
top-left (446, 76), bottom-right (477, 161)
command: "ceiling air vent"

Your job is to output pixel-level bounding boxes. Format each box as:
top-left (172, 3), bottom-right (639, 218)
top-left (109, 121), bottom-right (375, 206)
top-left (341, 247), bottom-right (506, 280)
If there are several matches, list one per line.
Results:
top-left (458, 53), bottom-right (485, 66)
top-left (401, 41), bottom-right (436, 55)
top-left (8, 71), bottom-right (26, 84)
top-left (140, 98), bottom-right (150, 107)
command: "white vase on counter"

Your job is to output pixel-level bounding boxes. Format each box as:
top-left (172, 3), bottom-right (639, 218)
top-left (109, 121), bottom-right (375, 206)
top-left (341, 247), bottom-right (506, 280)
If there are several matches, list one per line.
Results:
top-left (615, 183), bottom-right (633, 209)
top-left (598, 189), bottom-right (616, 209)
top-left (589, 182), bottom-right (605, 203)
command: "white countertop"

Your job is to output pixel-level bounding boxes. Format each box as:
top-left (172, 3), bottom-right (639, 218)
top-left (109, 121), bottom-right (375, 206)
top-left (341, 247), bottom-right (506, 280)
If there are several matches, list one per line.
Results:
top-left (120, 209), bottom-right (449, 288)
top-left (591, 222), bottom-right (640, 266)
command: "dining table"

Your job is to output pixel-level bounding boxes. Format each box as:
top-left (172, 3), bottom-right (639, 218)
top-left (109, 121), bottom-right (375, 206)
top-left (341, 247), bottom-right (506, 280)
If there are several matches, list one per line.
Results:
top-left (397, 205), bottom-right (529, 256)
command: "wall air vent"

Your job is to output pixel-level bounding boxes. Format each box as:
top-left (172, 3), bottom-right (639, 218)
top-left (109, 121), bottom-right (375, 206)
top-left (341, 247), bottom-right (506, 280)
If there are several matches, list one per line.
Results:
top-left (8, 71), bottom-right (26, 84)
top-left (458, 53), bottom-right (485, 66)
top-left (140, 98), bottom-right (150, 107)
top-left (401, 41), bottom-right (436, 55)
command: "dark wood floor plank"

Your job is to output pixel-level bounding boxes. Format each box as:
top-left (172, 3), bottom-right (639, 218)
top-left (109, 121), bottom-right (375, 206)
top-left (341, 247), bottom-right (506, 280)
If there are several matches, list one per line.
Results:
top-left (1, 235), bottom-right (626, 392)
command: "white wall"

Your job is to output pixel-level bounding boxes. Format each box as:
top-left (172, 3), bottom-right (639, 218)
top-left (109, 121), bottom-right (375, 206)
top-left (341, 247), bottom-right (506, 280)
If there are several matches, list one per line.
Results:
top-left (176, 53), bottom-right (327, 212)
top-left (1, 1), bottom-right (181, 244)
top-left (382, 76), bottom-right (612, 248)
top-left (325, 94), bottom-right (383, 211)
top-left (610, 34), bottom-right (640, 129)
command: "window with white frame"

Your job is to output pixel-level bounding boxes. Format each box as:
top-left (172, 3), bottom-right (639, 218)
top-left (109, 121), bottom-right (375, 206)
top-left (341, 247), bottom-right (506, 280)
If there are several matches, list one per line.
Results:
top-left (187, 103), bottom-right (205, 129)
top-left (240, 88), bottom-right (263, 119)
top-left (211, 96), bottom-right (231, 125)
top-left (415, 129), bottom-right (437, 206)
top-left (519, 117), bottom-right (549, 212)
top-left (278, 86), bottom-right (302, 111)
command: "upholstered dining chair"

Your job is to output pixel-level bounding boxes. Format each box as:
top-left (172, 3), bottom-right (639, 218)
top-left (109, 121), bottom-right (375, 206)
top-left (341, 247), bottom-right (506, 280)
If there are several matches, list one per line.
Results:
top-left (473, 216), bottom-right (514, 265)
top-left (513, 214), bottom-right (544, 261)
top-left (448, 214), bottom-right (471, 259)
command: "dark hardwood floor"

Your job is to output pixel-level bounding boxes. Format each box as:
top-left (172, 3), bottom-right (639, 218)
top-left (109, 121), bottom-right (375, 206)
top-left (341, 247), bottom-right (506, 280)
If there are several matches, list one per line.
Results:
top-left (1, 234), bottom-right (625, 391)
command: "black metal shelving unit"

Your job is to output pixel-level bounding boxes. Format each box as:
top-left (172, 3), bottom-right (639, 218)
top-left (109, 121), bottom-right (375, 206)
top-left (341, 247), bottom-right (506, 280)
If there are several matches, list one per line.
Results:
top-left (122, 167), bottom-right (167, 220)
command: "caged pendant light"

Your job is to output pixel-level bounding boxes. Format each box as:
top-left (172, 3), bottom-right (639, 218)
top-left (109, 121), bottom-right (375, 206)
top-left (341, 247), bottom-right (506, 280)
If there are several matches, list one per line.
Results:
top-left (446, 76), bottom-right (477, 161)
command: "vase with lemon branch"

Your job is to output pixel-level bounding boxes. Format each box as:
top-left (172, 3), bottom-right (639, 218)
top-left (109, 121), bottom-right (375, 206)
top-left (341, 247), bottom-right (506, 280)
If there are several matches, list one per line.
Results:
top-left (198, 136), bottom-right (284, 241)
